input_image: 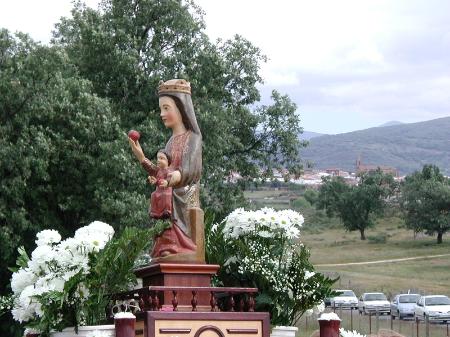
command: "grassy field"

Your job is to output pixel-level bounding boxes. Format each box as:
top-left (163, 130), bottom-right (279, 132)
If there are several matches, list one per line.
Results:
top-left (244, 187), bottom-right (450, 297)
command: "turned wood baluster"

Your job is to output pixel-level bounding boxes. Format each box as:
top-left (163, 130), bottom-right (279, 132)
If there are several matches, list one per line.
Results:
top-left (239, 297), bottom-right (245, 312)
top-left (228, 292), bottom-right (235, 312)
top-left (154, 291), bottom-right (161, 311)
top-left (172, 290), bottom-right (178, 311)
top-left (150, 291), bottom-right (157, 311)
top-left (210, 291), bottom-right (218, 312)
top-left (248, 293), bottom-right (255, 312)
top-left (191, 290), bottom-right (198, 311)
top-left (138, 297), bottom-right (145, 312)
top-left (143, 290), bottom-right (152, 311)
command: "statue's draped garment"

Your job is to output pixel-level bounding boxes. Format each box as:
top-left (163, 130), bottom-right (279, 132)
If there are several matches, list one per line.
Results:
top-left (142, 91), bottom-right (202, 257)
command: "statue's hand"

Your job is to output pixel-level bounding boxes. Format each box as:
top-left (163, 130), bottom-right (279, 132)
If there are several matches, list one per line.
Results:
top-left (148, 176), bottom-right (157, 185)
top-left (128, 137), bottom-right (145, 163)
top-left (168, 170), bottom-right (181, 187)
top-left (159, 179), bottom-right (169, 188)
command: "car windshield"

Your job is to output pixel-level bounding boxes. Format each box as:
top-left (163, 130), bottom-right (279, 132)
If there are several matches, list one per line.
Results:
top-left (425, 297), bottom-right (450, 306)
top-left (399, 295), bottom-right (420, 303)
top-left (365, 294), bottom-right (387, 301)
top-left (338, 291), bottom-right (356, 297)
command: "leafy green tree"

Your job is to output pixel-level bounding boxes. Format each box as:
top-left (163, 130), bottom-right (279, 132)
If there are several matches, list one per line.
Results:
top-left (0, 30), bottom-right (146, 336)
top-left (400, 165), bottom-right (450, 244)
top-left (303, 189), bottom-right (318, 206)
top-left (53, 0), bottom-right (306, 216)
top-left (317, 169), bottom-right (396, 240)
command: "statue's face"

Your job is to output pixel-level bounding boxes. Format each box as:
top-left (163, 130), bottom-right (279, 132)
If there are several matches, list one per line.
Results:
top-left (159, 96), bottom-right (182, 129)
top-left (156, 152), bottom-right (169, 169)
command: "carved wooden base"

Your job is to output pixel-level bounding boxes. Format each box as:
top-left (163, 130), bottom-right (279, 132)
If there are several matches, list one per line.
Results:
top-left (135, 263), bottom-right (220, 308)
top-left (139, 312), bottom-right (270, 337)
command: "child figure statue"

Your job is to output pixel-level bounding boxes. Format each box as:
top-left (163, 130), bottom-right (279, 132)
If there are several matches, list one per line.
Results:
top-left (145, 150), bottom-right (173, 219)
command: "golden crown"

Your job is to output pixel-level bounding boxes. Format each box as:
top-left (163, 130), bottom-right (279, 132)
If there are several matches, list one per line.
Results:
top-left (158, 79), bottom-right (191, 95)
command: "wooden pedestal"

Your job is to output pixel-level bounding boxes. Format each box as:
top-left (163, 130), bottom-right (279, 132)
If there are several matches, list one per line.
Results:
top-left (140, 311), bottom-right (270, 337)
top-left (135, 263), bottom-right (220, 309)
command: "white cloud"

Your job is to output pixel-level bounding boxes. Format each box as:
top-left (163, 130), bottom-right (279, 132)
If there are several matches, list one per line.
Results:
top-left (1, 0), bottom-right (449, 133)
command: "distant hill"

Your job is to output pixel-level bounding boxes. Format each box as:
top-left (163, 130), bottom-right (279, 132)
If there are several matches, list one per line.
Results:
top-left (300, 117), bottom-right (450, 175)
top-left (300, 131), bottom-right (327, 141)
top-left (378, 121), bottom-right (404, 127)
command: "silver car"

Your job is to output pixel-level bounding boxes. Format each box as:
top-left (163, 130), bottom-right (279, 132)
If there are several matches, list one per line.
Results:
top-left (391, 294), bottom-right (420, 319)
top-left (331, 290), bottom-right (358, 309)
top-left (415, 295), bottom-right (450, 322)
top-left (358, 292), bottom-right (390, 315)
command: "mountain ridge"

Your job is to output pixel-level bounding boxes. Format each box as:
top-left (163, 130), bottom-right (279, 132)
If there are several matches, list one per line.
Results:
top-left (300, 117), bottom-right (450, 175)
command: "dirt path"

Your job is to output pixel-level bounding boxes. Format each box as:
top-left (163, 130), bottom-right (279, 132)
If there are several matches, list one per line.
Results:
top-left (316, 253), bottom-right (450, 267)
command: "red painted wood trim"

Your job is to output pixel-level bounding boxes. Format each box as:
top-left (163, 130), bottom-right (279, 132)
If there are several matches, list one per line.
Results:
top-left (135, 263), bottom-right (220, 277)
top-left (148, 286), bottom-right (258, 293)
top-left (226, 329), bottom-right (259, 334)
top-left (159, 328), bottom-right (191, 334)
top-left (194, 325), bottom-right (225, 337)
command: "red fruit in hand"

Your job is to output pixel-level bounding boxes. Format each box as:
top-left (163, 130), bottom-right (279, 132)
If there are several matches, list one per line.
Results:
top-left (128, 130), bottom-right (140, 142)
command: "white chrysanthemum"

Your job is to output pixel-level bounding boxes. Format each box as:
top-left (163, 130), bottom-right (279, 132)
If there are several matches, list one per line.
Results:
top-left (35, 229), bottom-right (62, 246)
top-left (313, 301), bottom-right (325, 315)
top-left (318, 312), bottom-right (341, 321)
top-left (74, 221), bottom-right (114, 252)
top-left (223, 208), bottom-right (304, 239)
top-left (86, 329), bottom-right (114, 337)
top-left (12, 285), bottom-right (39, 323)
top-left (304, 270), bottom-right (315, 280)
top-left (11, 268), bottom-right (36, 295)
top-left (339, 328), bottom-right (366, 337)
top-left (28, 245), bottom-right (56, 273)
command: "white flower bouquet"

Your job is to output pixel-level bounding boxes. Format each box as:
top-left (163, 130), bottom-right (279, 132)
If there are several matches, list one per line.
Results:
top-left (7, 222), bottom-right (152, 336)
top-left (207, 207), bottom-right (336, 326)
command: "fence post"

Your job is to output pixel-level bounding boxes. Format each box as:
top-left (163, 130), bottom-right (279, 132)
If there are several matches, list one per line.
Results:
top-left (390, 311), bottom-right (393, 330)
top-left (425, 315), bottom-right (429, 337)
top-left (350, 307), bottom-right (353, 331)
top-left (369, 312), bottom-right (372, 335)
top-left (416, 316), bottom-right (419, 337)
top-left (375, 310), bottom-right (379, 334)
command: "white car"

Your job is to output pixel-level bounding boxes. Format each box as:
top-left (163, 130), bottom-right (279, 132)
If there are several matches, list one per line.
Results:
top-left (358, 292), bottom-right (390, 315)
top-left (331, 290), bottom-right (358, 309)
top-left (391, 294), bottom-right (420, 319)
top-left (414, 295), bottom-right (450, 322)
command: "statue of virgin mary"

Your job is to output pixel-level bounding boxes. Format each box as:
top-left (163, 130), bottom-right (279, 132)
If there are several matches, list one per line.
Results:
top-left (128, 79), bottom-right (203, 261)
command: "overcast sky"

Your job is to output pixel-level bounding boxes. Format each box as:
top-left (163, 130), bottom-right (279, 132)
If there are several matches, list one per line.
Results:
top-left (2, 0), bottom-right (450, 134)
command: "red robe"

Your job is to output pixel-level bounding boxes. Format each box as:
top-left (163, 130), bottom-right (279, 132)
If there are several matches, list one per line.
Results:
top-left (141, 132), bottom-right (198, 258)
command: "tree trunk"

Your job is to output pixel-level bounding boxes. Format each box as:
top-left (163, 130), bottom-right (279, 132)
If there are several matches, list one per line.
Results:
top-left (360, 229), bottom-right (366, 240)
top-left (437, 232), bottom-right (443, 244)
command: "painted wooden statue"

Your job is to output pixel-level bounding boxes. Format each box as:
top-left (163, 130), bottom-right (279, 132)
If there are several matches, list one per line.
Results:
top-left (128, 79), bottom-right (203, 262)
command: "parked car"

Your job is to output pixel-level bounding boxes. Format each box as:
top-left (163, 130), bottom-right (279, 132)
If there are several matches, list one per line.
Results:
top-left (414, 295), bottom-right (450, 322)
top-left (331, 290), bottom-right (358, 309)
top-left (358, 292), bottom-right (390, 315)
top-left (391, 294), bottom-right (420, 319)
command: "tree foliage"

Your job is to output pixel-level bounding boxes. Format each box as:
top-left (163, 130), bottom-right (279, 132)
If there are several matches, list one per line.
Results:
top-left (316, 170), bottom-right (396, 240)
top-left (400, 164), bottom-right (450, 244)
